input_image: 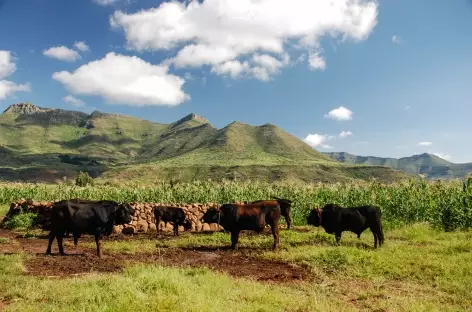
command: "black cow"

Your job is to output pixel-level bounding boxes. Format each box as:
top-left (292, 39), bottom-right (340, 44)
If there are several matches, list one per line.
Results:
top-left (153, 206), bottom-right (192, 236)
top-left (45, 199), bottom-right (134, 257)
top-left (200, 202), bottom-right (281, 250)
top-left (307, 203), bottom-right (384, 248)
top-left (251, 197), bottom-right (293, 229)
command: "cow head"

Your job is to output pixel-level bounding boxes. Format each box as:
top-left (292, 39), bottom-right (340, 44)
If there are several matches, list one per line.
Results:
top-left (200, 207), bottom-right (220, 224)
top-left (115, 203), bottom-right (135, 225)
top-left (307, 208), bottom-right (323, 227)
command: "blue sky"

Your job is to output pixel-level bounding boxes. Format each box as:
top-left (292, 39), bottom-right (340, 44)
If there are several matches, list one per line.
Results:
top-left (1, 0), bottom-right (471, 162)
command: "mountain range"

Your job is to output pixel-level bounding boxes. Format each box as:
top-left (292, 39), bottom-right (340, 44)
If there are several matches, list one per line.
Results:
top-left (324, 152), bottom-right (472, 180)
top-left (0, 103), bottom-right (413, 184)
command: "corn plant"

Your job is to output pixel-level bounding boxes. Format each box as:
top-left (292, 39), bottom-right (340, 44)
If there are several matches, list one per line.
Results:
top-left (0, 178), bottom-right (471, 231)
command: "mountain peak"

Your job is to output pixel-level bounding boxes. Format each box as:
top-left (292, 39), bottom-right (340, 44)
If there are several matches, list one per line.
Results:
top-left (2, 103), bottom-right (52, 115)
top-left (170, 113), bottom-right (210, 129)
top-left (180, 113), bottom-right (209, 123)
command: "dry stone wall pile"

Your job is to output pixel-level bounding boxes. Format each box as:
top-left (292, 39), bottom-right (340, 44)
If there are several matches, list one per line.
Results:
top-left (2, 199), bottom-right (225, 234)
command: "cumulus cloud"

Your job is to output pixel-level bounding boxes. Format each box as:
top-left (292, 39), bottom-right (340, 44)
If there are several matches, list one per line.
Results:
top-left (110, 0), bottom-right (378, 81)
top-left (308, 49), bottom-right (326, 71)
top-left (417, 141), bottom-right (433, 146)
top-left (0, 51), bottom-right (16, 79)
top-left (324, 106), bottom-right (353, 121)
top-left (0, 51), bottom-right (31, 100)
top-left (52, 52), bottom-right (190, 106)
top-left (63, 95), bottom-right (86, 107)
top-left (392, 35), bottom-right (404, 44)
top-left (339, 130), bottom-right (353, 138)
top-left (74, 41), bottom-right (90, 52)
top-left (0, 81), bottom-right (31, 100)
top-left (43, 46), bottom-right (81, 62)
top-left (303, 133), bottom-right (334, 149)
top-left (211, 60), bottom-right (250, 79)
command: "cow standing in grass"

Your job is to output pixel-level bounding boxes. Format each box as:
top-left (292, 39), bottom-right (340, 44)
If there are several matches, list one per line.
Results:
top-left (45, 199), bottom-right (134, 257)
top-left (307, 203), bottom-right (384, 248)
top-left (251, 197), bottom-right (293, 229)
top-left (153, 206), bottom-right (192, 236)
top-left (200, 202), bottom-right (281, 250)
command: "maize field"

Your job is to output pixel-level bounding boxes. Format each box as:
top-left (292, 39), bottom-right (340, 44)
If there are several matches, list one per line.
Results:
top-left (1, 178), bottom-right (472, 231)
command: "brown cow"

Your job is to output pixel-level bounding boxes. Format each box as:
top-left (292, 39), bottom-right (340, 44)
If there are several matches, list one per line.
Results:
top-left (250, 197), bottom-right (293, 229)
top-left (200, 202), bottom-right (281, 250)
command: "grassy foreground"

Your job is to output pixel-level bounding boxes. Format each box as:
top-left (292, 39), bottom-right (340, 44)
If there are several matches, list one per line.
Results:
top-left (1, 224), bottom-right (471, 311)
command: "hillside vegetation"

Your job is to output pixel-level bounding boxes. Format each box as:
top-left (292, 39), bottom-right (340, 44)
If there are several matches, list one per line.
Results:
top-left (325, 152), bottom-right (472, 180)
top-left (0, 103), bottom-right (412, 184)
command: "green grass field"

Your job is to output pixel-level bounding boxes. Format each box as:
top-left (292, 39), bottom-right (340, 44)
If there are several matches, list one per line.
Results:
top-left (0, 224), bottom-right (471, 311)
top-left (1, 179), bottom-right (472, 311)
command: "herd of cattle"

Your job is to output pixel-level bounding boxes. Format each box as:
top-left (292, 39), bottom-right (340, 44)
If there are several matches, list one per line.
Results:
top-left (45, 197), bottom-right (385, 257)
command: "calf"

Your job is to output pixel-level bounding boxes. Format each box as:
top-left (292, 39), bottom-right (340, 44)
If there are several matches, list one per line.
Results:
top-left (200, 202), bottom-right (281, 250)
top-left (45, 199), bottom-right (134, 257)
top-left (307, 203), bottom-right (384, 248)
top-left (251, 197), bottom-right (293, 229)
top-left (153, 206), bottom-right (192, 236)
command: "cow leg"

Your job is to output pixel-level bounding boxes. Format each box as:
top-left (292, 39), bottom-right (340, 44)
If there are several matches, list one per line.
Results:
top-left (57, 232), bottom-right (66, 255)
top-left (369, 224), bottom-right (383, 248)
top-left (270, 223), bottom-right (280, 251)
top-left (94, 231), bottom-right (102, 258)
top-left (335, 232), bottom-right (342, 246)
top-left (285, 214), bottom-right (292, 230)
top-left (46, 230), bottom-right (55, 255)
top-left (378, 224), bottom-right (385, 247)
top-left (230, 230), bottom-right (240, 250)
top-left (173, 223), bottom-right (179, 236)
top-left (73, 235), bottom-right (79, 246)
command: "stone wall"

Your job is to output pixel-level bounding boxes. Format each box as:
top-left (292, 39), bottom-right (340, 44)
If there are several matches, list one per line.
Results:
top-left (2, 199), bottom-right (224, 234)
top-left (116, 202), bottom-right (224, 234)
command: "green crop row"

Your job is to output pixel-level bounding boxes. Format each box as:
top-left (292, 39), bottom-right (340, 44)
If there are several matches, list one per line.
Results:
top-left (1, 179), bottom-right (472, 231)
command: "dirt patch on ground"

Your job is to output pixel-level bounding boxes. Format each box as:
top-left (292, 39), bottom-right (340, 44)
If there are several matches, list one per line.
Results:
top-left (0, 229), bottom-right (311, 284)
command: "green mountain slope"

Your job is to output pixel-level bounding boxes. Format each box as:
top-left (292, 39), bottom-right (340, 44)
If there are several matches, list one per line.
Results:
top-left (324, 152), bottom-right (472, 179)
top-left (0, 103), bottom-right (412, 184)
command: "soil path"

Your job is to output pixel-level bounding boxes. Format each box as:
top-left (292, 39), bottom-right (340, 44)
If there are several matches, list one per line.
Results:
top-left (0, 229), bottom-right (311, 284)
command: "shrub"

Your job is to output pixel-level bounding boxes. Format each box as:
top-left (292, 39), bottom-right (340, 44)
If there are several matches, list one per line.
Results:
top-left (75, 171), bottom-right (94, 187)
top-left (2, 212), bottom-right (39, 230)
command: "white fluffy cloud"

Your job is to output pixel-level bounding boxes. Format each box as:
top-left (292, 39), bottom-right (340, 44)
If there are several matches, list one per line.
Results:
top-left (392, 35), bottom-right (404, 44)
top-left (339, 130), bottom-right (353, 138)
top-left (418, 141), bottom-right (433, 146)
top-left (308, 49), bottom-right (326, 71)
top-left (74, 41), bottom-right (90, 52)
top-left (63, 95), bottom-right (86, 107)
top-left (52, 52), bottom-right (190, 106)
top-left (0, 51), bottom-right (31, 100)
top-left (0, 80), bottom-right (31, 100)
top-left (43, 46), bottom-right (81, 62)
top-left (324, 106), bottom-right (353, 121)
top-left (303, 133), bottom-right (334, 149)
top-left (211, 60), bottom-right (249, 79)
top-left (110, 0), bottom-right (378, 81)
top-left (0, 51), bottom-right (16, 79)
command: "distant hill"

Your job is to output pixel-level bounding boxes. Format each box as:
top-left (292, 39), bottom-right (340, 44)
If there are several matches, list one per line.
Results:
top-left (0, 103), bottom-right (412, 184)
top-left (324, 152), bottom-right (472, 180)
